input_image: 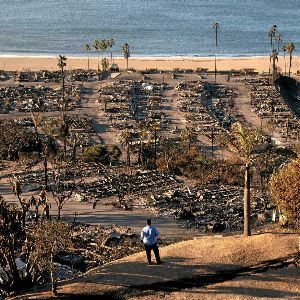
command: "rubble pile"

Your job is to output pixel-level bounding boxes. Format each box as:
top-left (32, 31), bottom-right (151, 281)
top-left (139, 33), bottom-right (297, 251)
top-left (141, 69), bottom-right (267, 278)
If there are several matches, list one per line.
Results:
top-left (69, 69), bottom-right (97, 82)
top-left (0, 70), bottom-right (15, 81)
top-left (66, 223), bottom-right (143, 269)
top-left (17, 162), bottom-right (107, 191)
top-left (5, 69), bottom-right (100, 83)
top-left (98, 80), bottom-right (135, 127)
top-left (149, 185), bottom-right (271, 232)
top-left (57, 222), bottom-right (185, 272)
top-left (0, 84), bottom-right (82, 113)
top-left (98, 80), bottom-right (168, 130)
top-left (235, 75), bottom-right (300, 141)
top-left (176, 81), bottom-right (240, 141)
top-left (17, 70), bottom-right (61, 82)
top-left (74, 170), bottom-right (179, 203)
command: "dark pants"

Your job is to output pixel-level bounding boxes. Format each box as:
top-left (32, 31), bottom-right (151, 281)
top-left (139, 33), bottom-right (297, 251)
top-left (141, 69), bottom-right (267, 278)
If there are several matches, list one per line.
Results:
top-left (144, 243), bottom-right (161, 264)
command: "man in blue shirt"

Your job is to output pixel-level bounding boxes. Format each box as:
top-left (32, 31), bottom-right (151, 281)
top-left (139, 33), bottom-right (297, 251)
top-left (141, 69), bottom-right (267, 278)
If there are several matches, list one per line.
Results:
top-left (140, 219), bottom-right (163, 265)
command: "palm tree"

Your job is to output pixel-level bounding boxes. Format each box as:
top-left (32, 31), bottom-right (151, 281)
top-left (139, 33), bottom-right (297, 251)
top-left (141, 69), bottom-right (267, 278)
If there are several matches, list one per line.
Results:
top-left (101, 58), bottom-right (109, 71)
top-left (282, 44), bottom-right (287, 75)
top-left (93, 40), bottom-right (100, 72)
top-left (275, 34), bottom-right (282, 53)
top-left (268, 25), bottom-right (278, 49)
top-left (231, 122), bottom-right (258, 237)
top-left (123, 42), bottom-right (130, 70)
top-left (99, 39), bottom-right (108, 57)
top-left (107, 38), bottom-right (115, 61)
top-left (57, 55), bottom-right (68, 156)
top-left (83, 43), bottom-right (91, 70)
top-left (268, 25), bottom-right (278, 75)
top-left (212, 22), bottom-right (220, 83)
top-left (271, 49), bottom-right (278, 83)
top-left (57, 55), bottom-right (67, 117)
top-left (284, 42), bottom-right (295, 76)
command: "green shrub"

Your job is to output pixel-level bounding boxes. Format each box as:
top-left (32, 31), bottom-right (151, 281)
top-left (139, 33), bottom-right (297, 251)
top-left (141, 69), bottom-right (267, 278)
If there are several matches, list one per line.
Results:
top-left (83, 144), bottom-right (121, 164)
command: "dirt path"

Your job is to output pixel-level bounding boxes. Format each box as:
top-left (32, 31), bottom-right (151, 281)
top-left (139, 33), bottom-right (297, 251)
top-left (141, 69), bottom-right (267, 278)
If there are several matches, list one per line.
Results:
top-left (0, 176), bottom-right (199, 238)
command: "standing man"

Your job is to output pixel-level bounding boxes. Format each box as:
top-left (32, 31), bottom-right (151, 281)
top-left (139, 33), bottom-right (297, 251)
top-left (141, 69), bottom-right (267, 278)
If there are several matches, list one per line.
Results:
top-left (140, 219), bottom-right (163, 265)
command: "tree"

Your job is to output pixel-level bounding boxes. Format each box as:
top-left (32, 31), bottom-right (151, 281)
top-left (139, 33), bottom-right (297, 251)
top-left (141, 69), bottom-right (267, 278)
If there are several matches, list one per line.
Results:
top-left (57, 55), bottom-right (68, 156)
top-left (28, 221), bottom-right (72, 295)
top-left (50, 164), bottom-right (77, 220)
top-left (98, 39), bottom-right (108, 58)
top-left (268, 25), bottom-right (278, 49)
top-left (269, 157), bottom-right (300, 228)
top-left (159, 136), bottom-right (177, 171)
top-left (93, 40), bottom-right (100, 72)
top-left (11, 177), bottom-right (29, 227)
top-left (105, 173), bottom-right (131, 210)
top-left (120, 129), bottom-right (133, 171)
top-left (106, 37), bottom-right (115, 61)
top-left (268, 25), bottom-right (278, 76)
top-left (181, 126), bottom-right (197, 152)
top-left (83, 43), bottom-right (91, 70)
top-left (275, 34), bottom-right (282, 53)
top-left (123, 42), bottom-right (130, 70)
top-left (284, 42), bottom-right (295, 76)
top-left (0, 120), bottom-right (37, 160)
top-left (0, 203), bottom-right (24, 297)
top-left (270, 49), bottom-right (278, 83)
top-left (101, 58), bottom-right (109, 72)
top-left (212, 22), bottom-right (220, 83)
top-left (231, 122), bottom-right (258, 236)
top-left (83, 144), bottom-right (121, 164)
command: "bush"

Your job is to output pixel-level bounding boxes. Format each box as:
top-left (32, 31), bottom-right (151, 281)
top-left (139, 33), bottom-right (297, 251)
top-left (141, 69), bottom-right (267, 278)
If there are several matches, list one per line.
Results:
top-left (269, 157), bottom-right (300, 228)
top-left (166, 148), bottom-right (243, 186)
top-left (82, 144), bottom-right (121, 164)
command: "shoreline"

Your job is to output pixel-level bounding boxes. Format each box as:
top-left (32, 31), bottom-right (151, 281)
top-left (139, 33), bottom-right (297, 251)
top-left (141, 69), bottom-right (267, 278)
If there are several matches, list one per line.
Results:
top-left (0, 55), bottom-right (299, 73)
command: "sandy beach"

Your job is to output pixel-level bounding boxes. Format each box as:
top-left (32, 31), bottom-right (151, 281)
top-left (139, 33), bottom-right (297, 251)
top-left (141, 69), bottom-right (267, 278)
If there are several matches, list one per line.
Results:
top-left (0, 55), bottom-right (299, 73)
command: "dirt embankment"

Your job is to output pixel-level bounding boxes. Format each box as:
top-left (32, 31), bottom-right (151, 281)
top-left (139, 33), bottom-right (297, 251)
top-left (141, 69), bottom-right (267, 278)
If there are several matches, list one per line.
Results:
top-left (10, 232), bottom-right (299, 300)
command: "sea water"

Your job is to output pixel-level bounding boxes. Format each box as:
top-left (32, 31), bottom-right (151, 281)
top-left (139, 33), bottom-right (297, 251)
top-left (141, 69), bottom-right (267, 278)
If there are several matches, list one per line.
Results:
top-left (0, 0), bottom-right (299, 57)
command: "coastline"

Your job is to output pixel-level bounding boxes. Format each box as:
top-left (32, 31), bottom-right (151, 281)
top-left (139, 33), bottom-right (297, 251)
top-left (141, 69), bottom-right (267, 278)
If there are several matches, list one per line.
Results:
top-left (0, 55), bottom-right (299, 73)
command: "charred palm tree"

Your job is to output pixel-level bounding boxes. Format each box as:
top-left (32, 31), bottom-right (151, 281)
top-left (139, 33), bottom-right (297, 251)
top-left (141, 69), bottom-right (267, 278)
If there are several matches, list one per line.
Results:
top-left (122, 42), bottom-right (130, 70)
top-left (107, 38), bottom-right (115, 61)
top-left (268, 25), bottom-right (278, 49)
top-left (268, 25), bottom-right (278, 75)
top-left (212, 22), bottom-right (220, 84)
top-left (93, 40), bottom-right (100, 72)
top-left (271, 49), bottom-right (278, 83)
top-left (231, 122), bottom-right (258, 237)
top-left (57, 55), bottom-right (68, 156)
top-left (284, 42), bottom-right (295, 76)
top-left (99, 39), bottom-right (108, 58)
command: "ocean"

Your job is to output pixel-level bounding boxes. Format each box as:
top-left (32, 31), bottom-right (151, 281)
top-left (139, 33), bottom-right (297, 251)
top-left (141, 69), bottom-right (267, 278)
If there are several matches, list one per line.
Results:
top-left (0, 0), bottom-right (299, 57)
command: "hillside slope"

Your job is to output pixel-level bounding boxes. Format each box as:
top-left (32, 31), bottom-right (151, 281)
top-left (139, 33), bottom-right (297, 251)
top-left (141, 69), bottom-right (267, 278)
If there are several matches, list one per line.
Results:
top-left (11, 233), bottom-right (299, 299)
